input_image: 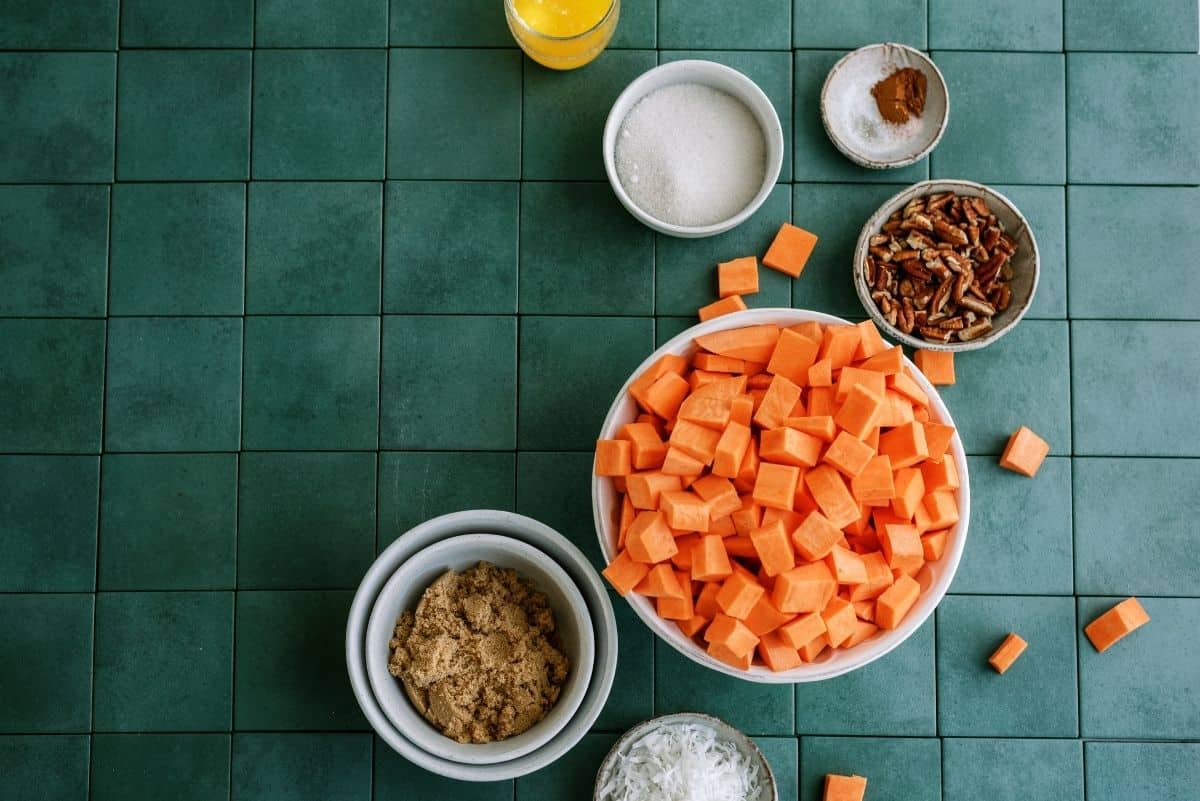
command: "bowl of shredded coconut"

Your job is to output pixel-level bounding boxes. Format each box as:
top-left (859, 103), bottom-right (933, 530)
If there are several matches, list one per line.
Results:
top-left (603, 60), bottom-right (785, 238)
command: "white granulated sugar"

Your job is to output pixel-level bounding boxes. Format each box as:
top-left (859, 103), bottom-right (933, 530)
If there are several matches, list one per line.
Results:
top-left (615, 83), bottom-right (766, 227)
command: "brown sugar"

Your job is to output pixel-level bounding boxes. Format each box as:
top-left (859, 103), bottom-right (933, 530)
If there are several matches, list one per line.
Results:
top-left (388, 562), bottom-right (571, 744)
top-left (871, 67), bottom-right (927, 125)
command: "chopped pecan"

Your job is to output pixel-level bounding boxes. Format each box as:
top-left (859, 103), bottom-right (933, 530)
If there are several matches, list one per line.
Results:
top-left (958, 318), bottom-right (993, 341)
top-left (933, 219), bottom-right (969, 246)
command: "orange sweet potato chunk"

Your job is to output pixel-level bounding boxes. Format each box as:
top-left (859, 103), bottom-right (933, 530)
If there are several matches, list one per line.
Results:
top-left (913, 349), bottom-right (955, 385)
top-left (717, 256), bottom-right (759, 298)
top-left (625, 510), bottom-right (679, 564)
top-left (804, 465), bottom-right (861, 529)
top-left (760, 427), bottom-right (823, 468)
top-left (834, 383), bottom-right (884, 440)
top-left (1084, 597), bottom-right (1150, 653)
top-left (619, 422), bottom-right (668, 470)
top-left (635, 562), bottom-right (686, 599)
top-left (715, 570), bottom-right (766, 620)
top-left (752, 461), bottom-right (801, 511)
top-left (824, 774), bottom-right (868, 801)
top-left (988, 631), bottom-right (1028, 674)
top-left (695, 325), bottom-right (781, 363)
top-left (823, 431), bottom-right (876, 478)
top-left (758, 630), bottom-right (803, 672)
top-left (699, 294), bottom-right (748, 322)
top-left (595, 438), bottom-right (633, 476)
top-left (602, 549), bottom-right (650, 595)
top-left (772, 561), bottom-right (836, 614)
top-left (763, 222), bottom-right (819, 278)
top-left (999, 425), bottom-right (1050, 477)
top-left (876, 573), bottom-right (920, 629)
top-left (766, 328), bottom-right (821, 386)
top-left (791, 510), bottom-right (843, 561)
top-left (704, 613), bottom-right (760, 658)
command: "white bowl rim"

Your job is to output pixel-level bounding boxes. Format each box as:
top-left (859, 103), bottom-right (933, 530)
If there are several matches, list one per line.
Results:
top-left (602, 58), bottom-right (785, 238)
top-left (819, 42), bottom-right (950, 170)
top-left (852, 178), bottom-right (1041, 352)
top-left (346, 510), bottom-right (618, 782)
top-left (591, 308), bottom-right (971, 683)
top-left (365, 532), bottom-right (595, 765)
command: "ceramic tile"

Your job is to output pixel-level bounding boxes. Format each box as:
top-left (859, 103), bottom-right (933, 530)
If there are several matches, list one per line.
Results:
top-left (518, 316), bottom-right (654, 449)
top-left (929, 0), bottom-right (1061, 50)
top-left (655, 639), bottom-right (794, 735)
top-left (792, 0), bottom-right (926, 49)
top-left (1067, 54), bottom-right (1200, 185)
top-left (931, 52), bottom-right (1065, 185)
top-left (94, 591), bottom-right (233, 731)
top-left (0, 736), bottom-right (89, 801)
top-left (757, 737), bottom-right (799, 801)
top-left (1084, 742), bottom-right (1200, 801)
top-left (0, 319), bottom-right (106, 453)
top-left (1065, 0), bottom-right (1199, 52)
top-left (117, 51), bottom-right (251, 180)
top-left (380, 315), bottom-right (516, 449)
top-left (0, 595), bottom-right (94, 732)
top-left (0, 185), bottom-right (108, 316)
top-left (515, 732), bottom-right (618, 801)
top-left (790, 183), bottom-right (909, 316)
top-left (936, 595), bottom-right (1078, 737)
top-left (389, 49), bottom-right (521, 179)
top-left (515, 452), bottom-right (600, 570)
top-left (522, 49), bottom-right (657, 180)
top-left (383, 181), bottom-right (517, 314)
top-left (389, 0), bottom-right (512, 47)
top-left (0, 53), bottom-right (115, 182)
top-left (92, 734), bottom-right (231, 801)
top-left (520, 182), bottom-right (653, 315)
top-left (0, 0), bottom-right (117, 48)
top-left (377, 452), bottom-right (516, 551)
top-left (121, 0), bottom-right (252, 46)
top-left (936, 320), bottom-right (1071, 456)
top-left (105, 317), bottom-right (243, 452)
top-left (234, 590), bottom-right (365, 730)
top-left (659, 0), bottom-right (789, 49)
top-left (942, 738), bottom-right (1082, 801)
top-left (242, 316), bottom-right (379, 450)
top-left (253, 49), bottom-right (387, 179)
top-left (247, 181), bottom-right (381, 314)
top-left (256, 0), bottom-right (387, 46)
top-left (1074, 458), bottom-right (1200, 596)
top-left (375, 736), bottom-right (513, 800)
top-left (660, 50), bottom-right (793, 179)
top-left (110, 183), bottom-right (246, 315)
top-left (232, 733), bottom-right (371, 801)
top-left (1077, 596), bottom-right (1200, 739)
top-left (800, 737), bottom-right (940, 801)
top-left (991, 184), bottom-right (1065, 319)
top-left (1067, 186), bottom-right (1199, 319)
top-left (1071, 321), bottom-right (1200, 457)
top-left (792, 51), bottom-right (929, 183)
top-left (595, 595), bottom-right (655, 731)
top-left (99, 454), bottom-right (236, 591)
top-left (610, 0), bottom-right (656, 48)
top-left (950, 456), bottom-right (1073, 595)
top-left (238, 452), bottom-right (377, 589)
top-left (794, 617), bottom-right (936, 736)
top-left (0, 456), bottom-right (98, 593)
top-left (655, 316), bottom-right (695, 346)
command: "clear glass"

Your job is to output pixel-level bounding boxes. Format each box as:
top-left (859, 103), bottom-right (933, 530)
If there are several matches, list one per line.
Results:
top-left (505, 0), bottom-right (619, 71)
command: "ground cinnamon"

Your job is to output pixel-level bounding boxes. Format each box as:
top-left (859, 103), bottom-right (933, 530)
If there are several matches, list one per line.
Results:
top-left (871, 67), bottom-right (927, 125)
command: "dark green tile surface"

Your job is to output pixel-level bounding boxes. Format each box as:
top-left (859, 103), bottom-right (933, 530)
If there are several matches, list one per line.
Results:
top-left (99, 454), bottom-right (237, 590)
top-left (791, 0), bottom-right (926, 49)
top-left (516, 451), bottom-right (599, 569)
top-left (0, 595), bottom-right (94, 732)
top-left (91, 734), bottom-right (231, 801)
top-left (595, 595), bottom-right (655, 731)
top-left (0, 185), bottom-right (109, 317)
top-left (105, 317), bottom-right (243, 452)
top-left (121, 0), bottom-right (252, 46)
top-left (238, 452), bottom-right (376, 588)
top-left (242, 315), bottom-right (379, 450)
top-left (515, 732), bottom-right (617, 801)
top-left (375, 735), bottom-right (513, 799)
top-left (232, 733), bottom-right (371, 801)
top-left (0, 736), bottom-right (90, 801)
top-left (256, 0), bottom-right (388, 47)
top-left (659, 0), bottom-right (789, 50)
top-left (0, 0), bottom-right (117, 48)
top-left (110, 183), bottom-right (246, 315)
top-left (117, 51), bottom-right (251, 181)
top-left (800, 736), bottom-right (941, 801)
top-left (758, 737), bottom-right (798, 801)
top-left (94, 591), bottom-right (233, 731)
top-left (389, 0), bottom-right (511, 47)
top-left (992, 184), bottom-right (1065, 319)
top-left (253, 49), bottom-right (387, 180)
top-left (247, 181), bottom-right (381, 314)
top-left (1071, 321), bottom-right (1200, 457)
top-left (942, 738), bottom-right (1082, 801)
top-left (1077, 596), bottom-right (1199, 739)
top-left (610, 0), bottom-right (655, 49)
top-left (1065, 0), bottom-right (1199, 52)
top-left (929, 0), bottom-right (1062, 51)
top-left (0, 456), bottom-right (98, 592)
top-left (1084, 742), bottom-right (1200, 801)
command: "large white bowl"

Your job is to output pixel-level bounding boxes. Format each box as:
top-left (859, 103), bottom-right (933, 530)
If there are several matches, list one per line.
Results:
top-left (591, 308), bottom-right (970, 683)
top-left (347, 510), bottom-right (618, 782)
top-left (366, 534), bottom-right (594, 765)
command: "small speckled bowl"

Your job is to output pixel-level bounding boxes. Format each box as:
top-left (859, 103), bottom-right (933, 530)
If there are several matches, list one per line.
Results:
top-left (821, 43), bottom-right (949, 169)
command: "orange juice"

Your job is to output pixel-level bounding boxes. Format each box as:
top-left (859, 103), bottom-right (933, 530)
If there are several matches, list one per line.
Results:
top-left (506, 0), bottom-right (619, 70)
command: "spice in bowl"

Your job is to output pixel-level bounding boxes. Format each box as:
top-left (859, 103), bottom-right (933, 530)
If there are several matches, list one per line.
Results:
top-left (864, 191), bottom-right (1018, 343)
top-left (871, 67), bottom-right (926, 125)
top-left (387, 561), bottom-right (570, 744)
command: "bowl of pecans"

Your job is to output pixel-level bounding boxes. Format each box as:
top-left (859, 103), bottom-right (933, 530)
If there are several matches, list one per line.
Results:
top-left (853, 180), bottom-right (1039, 351)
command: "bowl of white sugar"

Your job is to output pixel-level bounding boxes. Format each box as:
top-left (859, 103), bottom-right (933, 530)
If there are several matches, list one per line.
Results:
top-left (603, 60), bottom-right (784, 238)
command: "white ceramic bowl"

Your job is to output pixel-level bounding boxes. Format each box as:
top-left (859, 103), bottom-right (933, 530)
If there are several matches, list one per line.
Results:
top-left (592, 308), bottom-right (970, 683)
top-left (821, 43), bottom-right (949, 169)
top-left (366, 534), bottom-right (594, 765)
top-left (853, 179), bottom-right (1040, 351)
top-left (602, 59), bottom-right (784, 238)
top-left (347, 510), bottom-right (618, 782)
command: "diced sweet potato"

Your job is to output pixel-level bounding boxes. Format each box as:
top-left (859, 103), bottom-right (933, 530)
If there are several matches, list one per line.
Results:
top-left (766, 328), bottom-right (821, 386)
top-left (876, 573), bottom-right (920, 629)
top-left (699, 294), bottom-right (748, 321)
top-left (704, 613), bottom-right (760, 659)
top-left (757, 630), bottom-right (804, 671)
top-left (752, 461), bottom-right (801, 511)
top-left (625, 510), bottom-right (679, 564)
top-left (717, 256), bottom-right (759, 298)
top-left (772, 561), bottom-right (837, 614)
top-left (823, 431), bottom-right (875, 478)
top-left (602, 550), bottom-right (650, 595)
top-left (715, 570), bottom-right (766, 620)
top-left (1084, 597), bottom-right (1150, 653)
top-left (913, 349), bottom-right (955, 385)
top-left (988, 631), bottom-right (1028, 674)
top-left (595, 438), bottom-right (633, 476)
top-left (636, 563), bottom-right (686, 599)
top-left (999, 425), bottom-right (1050, 477)
top-left (763, 222), bottom-right (819, 278)
top-left (824, 774), bottom-right (867, 801)
top-left (760, 427), bottom-right (823, 468)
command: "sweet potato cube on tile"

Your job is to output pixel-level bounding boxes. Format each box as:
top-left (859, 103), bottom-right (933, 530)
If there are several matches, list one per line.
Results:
top-left (772, 561), bottom-right (836, 614)
top-left (880, 523), bottom-right (924, 574)
top-left (636, 562), bottom-right (686, 600)
top-left (752, 461), bottom-right (801, 511)
top-left (855, 319), bottom-right (890, 359)
top-left (718, 256), bottom-right (759, 297)
top-left (988, 631), bottom-right (1028, 674)
top-left (704, 613), bottom-right (760, 658)
top-left (791, 510), bottom-right (843, 561)
top-left (625, 510), bottom-right (678, 564)
top-left (767, 328), bottom-right (821, 386)
top-left (804, 465), bottom-right (861, 529)
top-left (891, 467), bottom-right (926, 519)
top-left (750, 519), bottom-right (797, 577)
top-left (754, 374), bottom-right (803, 430)
top-left (921, 529), bottom-right (949, 561)
top-left (922, 490), bottom-right (960, 529)
top-left (876, 573), bottom-right (920, 629)
top-left (823, 430), bottom-right (876, 478)
top-left (601, 550), bottom-right (650, 595)
top-left (848, 551), bottom-right (894, 601)
top-left (879, 421), bottom-right (929, 469)
top-left (757, 630), bottom-right (803, 671)
top-left (595, 439), bottom-right (632, 476)
top-left (777, 611), bottom-right (826, 649)
top-left (1084, 597), bottom-right (1150, 653)
top-left (834, 383), bottom-right (884, 439)
top-left (851, 454), bottom-right (895, 505)
top-left (913, 349), bottom-right (955, 385)
top-left (821, 596), bottom-right (859, 647)
top-left (999, 425), bottom-right (1050, 477)
top-left (744, 594), bottom-right (795, 637)
top-left (760, 427), bottom-right (823, 468)
top-left (826, 544), bottom-right (869, 585)
top-left (762, 222), bottom-right (819, 278)
top-left (823, 774), bottom-right (868, 801)
top-left (715, 570), bottom-right (765, 620)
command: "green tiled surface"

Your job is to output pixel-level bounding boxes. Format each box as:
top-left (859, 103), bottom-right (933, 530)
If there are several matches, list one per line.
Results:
top-left (1, 3), bottom-right (1197, 799)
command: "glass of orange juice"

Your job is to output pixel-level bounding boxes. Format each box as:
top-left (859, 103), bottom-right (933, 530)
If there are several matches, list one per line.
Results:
top-left (505, 0), bottom-right (619, 70)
